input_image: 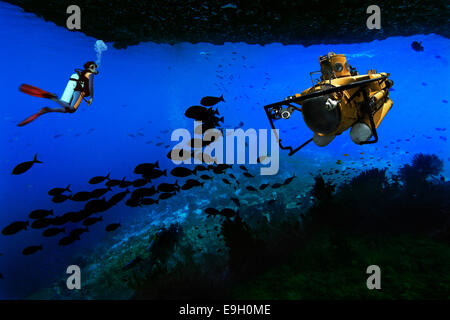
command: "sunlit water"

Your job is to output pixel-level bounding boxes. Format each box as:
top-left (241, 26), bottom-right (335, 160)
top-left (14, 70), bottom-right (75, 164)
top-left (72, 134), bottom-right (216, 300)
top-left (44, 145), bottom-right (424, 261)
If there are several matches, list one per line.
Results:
top-left (0, 2), bottom-right (449, 298)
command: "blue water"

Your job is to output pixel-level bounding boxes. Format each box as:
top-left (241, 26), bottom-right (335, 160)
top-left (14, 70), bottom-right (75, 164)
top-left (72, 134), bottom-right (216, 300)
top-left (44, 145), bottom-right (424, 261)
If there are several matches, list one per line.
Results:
top-left (0, 2), bottom-right (449, 299)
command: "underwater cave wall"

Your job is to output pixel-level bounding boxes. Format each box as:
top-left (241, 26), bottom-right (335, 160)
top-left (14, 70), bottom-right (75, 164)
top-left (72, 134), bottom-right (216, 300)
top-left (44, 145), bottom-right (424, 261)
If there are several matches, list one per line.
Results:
top-left (5, 0), bottom-right (450, 48)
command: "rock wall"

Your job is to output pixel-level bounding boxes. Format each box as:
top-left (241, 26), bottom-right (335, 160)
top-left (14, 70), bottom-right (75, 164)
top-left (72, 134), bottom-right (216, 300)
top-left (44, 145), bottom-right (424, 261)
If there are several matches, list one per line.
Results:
top-left (6, 0), bottom-right (450, 48)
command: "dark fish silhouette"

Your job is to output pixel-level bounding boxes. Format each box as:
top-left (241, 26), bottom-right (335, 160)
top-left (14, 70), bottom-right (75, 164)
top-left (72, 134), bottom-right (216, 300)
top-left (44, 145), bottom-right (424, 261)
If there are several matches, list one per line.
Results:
top-left (59, 235), bottom-right (79, 246)
top-left (22, 245), bottom-right (43, 255)
top-left (70, 227), bottom-right (89, 238)
top-left (143, 168), bottom-right (167, 180)
top-left (134, 162), bottom-right (159, 175)
top-left (181, 179), bottom-right (204, 190)
top-left (184, 105), bottom-right (214, 120)
top-left (141, 198), bottom-right (159, 205)
top-left (84, 198), bottom-right (108, 213)
top-left (48, 185), bottom-right (71, 196)
top-left (50, 215), bottom-right (70, 225)
top-left (31, 218), bottom-right (53, 229)
top-left (159, 192), bottom-right (176, 200)
top-left (243, 172), bottom-right (254, 178)
top-left (12, 154), bottom-right (42, 175)
top-left (259, 183), bottom-right (269, 190)
top-left (52, 194), bottom-right (71, 203)
top-left (106, 223), bottom-right (121, 232)
top-left (220, 208), bottom-right (236, 218)
top-left (108, 189), bottom-right (130, 206)
top-left (131, 187), bottom-right (157, 199)
top-left (29, 209), bottom-right (53, 220)
top-left (119, 179), bottom-right (133, 188)
top-left (170, 167), bottom-right (195, 178)
top-left (90, 187), bottom-right (112, 198)
top-left (271, 183), bottom-right (283, 189)
top-left (200, 174), bottom-right (212, 180)
top-left (71, 191), bottom-right (92, 202)
top-left (411, 41), bottom-right (424, 52)
top-left (157, 182), bottom-right (180, 193)
top-left (89, 173), bottom-right (110, 184)
top-left (222, 178), bottom-right (231, 185)
top-left (201, 95), bottom-right (225, 106)
top-left (205, 208), bottom-right (220, 218)
top-left (246, 186), bottom-right (258, 192)
top-left (105, 178), bottom-right (124, 188)
top-left (83, 216), bottom-right (103, 227)
top-left (231, 197), bottom-right (240, 207)
top-left (2, 221), bottom-right (29, 235)
top-left (283, 174), bottom-right (296, 185)
top-left (42, 227), bottom-right (65, 237)
top-left (132, 178), bottom-right (148, 188)
top-left (125, 198), bottom-right (141, 207)
top-left (267, 199), bottom-right (276, 205)
top-left (64, 211), bottom-right (90, 223)
top-left (239, 165), bottom-right (248, 171)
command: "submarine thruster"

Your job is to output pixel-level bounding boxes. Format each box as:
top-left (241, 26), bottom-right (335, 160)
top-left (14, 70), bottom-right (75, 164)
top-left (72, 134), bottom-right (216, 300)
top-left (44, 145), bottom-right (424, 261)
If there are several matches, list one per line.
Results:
top-left (264, 52), bottom-right (394, 155)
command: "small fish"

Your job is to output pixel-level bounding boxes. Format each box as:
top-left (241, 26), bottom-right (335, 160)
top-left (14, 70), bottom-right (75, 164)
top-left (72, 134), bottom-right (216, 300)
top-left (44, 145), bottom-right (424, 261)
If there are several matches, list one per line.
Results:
top-left (42, 227), bottom-right (65, 237)
top-left (200, 95), bottom-right (225, 107)
top-left (22, 245), bottom-right (43, 256)
top-left (48, 185), bottom-right (71, 196)
top-left (231, 197), bottom-right (240, 207)
top-left (52, 194), bottom-right (71, 203)
top-left (181, 179), bottom-right (204, 190)
top-left (90, 187), bottom-right (112, 199)
top-left (28, 209), bottom-right (53, 220)
top-left (239, 165), bottom-right (248, 171)
top-left (141, 169), bottom-right (165, 181)
top-left (222, 178), bottom-right (231, 185)
top-left (141, 198), bottom-right (159, 205)
top-left (108, 189), bottom-right (130, 206)
top-left (125, 198), bottom-right (141, 207)
top-left (105, 223), bottom-right (121, 232)
top-left (69, 227), bottom-right (89, 238)
top-left (89, 173), bottom-right (110, 184)
top-left (283, 174), bottom-right (296, 185)
top-left (132, 178), bottom-right (148, 188)
top-left (336, 160), bottom-right (343, 165)
top-left (71, 191), bottom-right (92, 202)
top-left (170, 167), bottom-right (195, 178)
top-left (157, 182), bottom-right (180, 193)
top-left (59, 235), bottom-right (79, 246)
top-left (2, 221), bottom-right (29, 235)
top-left (411, 41), bottom-right (424, 52)
top-left (271, 183), bottom-right (283, 189)
top-left (246, 186), bottom-right (258, 192)
top-left (243, 172), bottom-right (254, 178)
top-left (84, 198), bottom-right (109, 213)
top-left (200, 174), bottom-right (213, 180)
top-left (31, 218), bottom-right (53, 229)
top-left (259, 183), bottom-right (269, 190)
top-left (82, 216), bottom-right (103, 226)
top-left (12, 154), bottom-right (42, 175)
top-left (220, 208), bottom-right (236, 218)
top-left (105, 178), bottom-right (123, 188)
top-left (159, 192), bottom-right (177, 200)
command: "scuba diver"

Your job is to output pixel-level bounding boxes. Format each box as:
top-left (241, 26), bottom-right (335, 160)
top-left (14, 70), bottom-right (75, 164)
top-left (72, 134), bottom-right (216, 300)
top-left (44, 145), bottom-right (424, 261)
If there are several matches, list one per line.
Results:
top-left (17, 61), bottom-right (99, 126)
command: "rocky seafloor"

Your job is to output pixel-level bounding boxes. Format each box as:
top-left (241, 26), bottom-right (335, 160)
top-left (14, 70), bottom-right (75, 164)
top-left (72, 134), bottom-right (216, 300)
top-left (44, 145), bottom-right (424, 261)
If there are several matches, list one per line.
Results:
top-left (29, 153), bottom-right (450, 299)
top-left (5, 0), bottom-right (450, 48)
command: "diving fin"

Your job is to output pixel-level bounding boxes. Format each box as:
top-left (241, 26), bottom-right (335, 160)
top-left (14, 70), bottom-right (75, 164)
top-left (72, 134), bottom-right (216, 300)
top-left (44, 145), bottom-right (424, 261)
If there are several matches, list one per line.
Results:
top-left (17, 108), bottom-right (49, 127)
top-left (19, 84), bottom-right (57, 99)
